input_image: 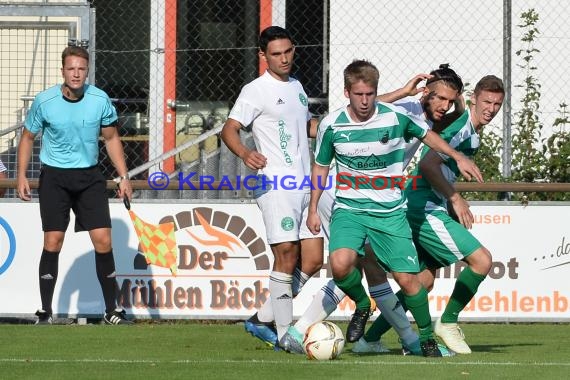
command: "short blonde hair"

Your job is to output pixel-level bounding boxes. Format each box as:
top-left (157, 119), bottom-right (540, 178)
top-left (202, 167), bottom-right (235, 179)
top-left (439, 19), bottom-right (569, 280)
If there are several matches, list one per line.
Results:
top-left (343, 60), bottom-right (379, 91)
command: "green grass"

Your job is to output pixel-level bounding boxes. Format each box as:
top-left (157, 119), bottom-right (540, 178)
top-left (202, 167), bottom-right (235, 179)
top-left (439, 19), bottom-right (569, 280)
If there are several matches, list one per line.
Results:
top-left (0, 322), bottom-right (568, 380)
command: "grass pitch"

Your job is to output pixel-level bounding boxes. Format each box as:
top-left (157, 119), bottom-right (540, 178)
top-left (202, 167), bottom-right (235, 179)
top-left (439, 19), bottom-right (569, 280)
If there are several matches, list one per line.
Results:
top-left (0, 321), bottom-right (567, 379)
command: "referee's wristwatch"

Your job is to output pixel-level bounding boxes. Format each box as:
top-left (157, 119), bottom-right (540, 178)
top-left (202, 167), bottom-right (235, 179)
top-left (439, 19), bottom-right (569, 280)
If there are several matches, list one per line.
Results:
top-left (119, 174), bottom-right (130, 182)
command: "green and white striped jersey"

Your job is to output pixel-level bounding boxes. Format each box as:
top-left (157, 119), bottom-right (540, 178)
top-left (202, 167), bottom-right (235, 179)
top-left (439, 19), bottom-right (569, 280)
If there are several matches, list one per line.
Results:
top-left (314, 101), bottom-right (429, 213)
top-left (406, 109), bottom-right (479, 212)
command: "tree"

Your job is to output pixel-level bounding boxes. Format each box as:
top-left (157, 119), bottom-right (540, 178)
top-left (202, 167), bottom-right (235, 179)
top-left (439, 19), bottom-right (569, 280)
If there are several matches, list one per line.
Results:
top-left (544, 103), bottom-right (570, 199)
top-left (509, 8), bottom-right (569, 201)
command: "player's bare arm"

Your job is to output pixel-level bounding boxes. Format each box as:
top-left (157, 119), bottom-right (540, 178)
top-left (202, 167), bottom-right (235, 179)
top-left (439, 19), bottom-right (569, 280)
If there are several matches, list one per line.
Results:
top-left (221, 118), bottom-right (267, 170)
top-left (308, 118), bottom-right (319, 138)
top-left (421, 130), bottom-right (483, 183)
top-left (419, 150), bottom-right (474, 229)
top-left (376, 73), bottom-right (433, 103)
top-left (307, 163), bottom-right (330, 235)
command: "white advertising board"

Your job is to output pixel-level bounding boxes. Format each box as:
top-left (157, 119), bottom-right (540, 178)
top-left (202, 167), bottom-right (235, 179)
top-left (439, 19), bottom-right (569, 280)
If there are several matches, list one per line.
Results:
top-left (0, 201), bottom-right (568, 322)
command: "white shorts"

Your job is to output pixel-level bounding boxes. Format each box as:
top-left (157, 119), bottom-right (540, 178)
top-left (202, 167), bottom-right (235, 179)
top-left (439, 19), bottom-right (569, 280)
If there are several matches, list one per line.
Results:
top-left (317, 185), bottom-right (335, 241)
top-left (256, 190), bottom-right (323, 244)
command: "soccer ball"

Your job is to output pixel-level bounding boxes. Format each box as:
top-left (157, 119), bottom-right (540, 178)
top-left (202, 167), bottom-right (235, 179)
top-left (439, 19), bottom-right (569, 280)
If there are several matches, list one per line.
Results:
top-left (303, 321), bottom-right (345, 360)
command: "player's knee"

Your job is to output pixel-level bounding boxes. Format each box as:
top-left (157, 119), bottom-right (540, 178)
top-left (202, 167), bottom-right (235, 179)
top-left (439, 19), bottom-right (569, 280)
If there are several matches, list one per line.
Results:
top-left (418, 269), bottom-right (435, 291)
top-left (422, 278), bottom-right (435, 292)
top-left (300, 252), bottom-right (324, 275)
top-left (44, 241), bottom-right (64, 252)
top-left (330, 259), bottom-right (349, 279)
top-left (92, 236), bottom-right (112, 252)
top-left (469, 246), bottom-right (493, 275)
top-left (393, 272), bottom-right (421, 294)
top-left (330, 252), bottom-right (356, 279)
top-left (302, 261), bottom-right (323, 276)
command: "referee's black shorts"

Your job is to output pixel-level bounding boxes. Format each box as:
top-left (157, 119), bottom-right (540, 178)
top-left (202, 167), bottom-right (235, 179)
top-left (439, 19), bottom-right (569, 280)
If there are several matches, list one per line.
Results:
top-left (38, 165), bottom-right (112, 232)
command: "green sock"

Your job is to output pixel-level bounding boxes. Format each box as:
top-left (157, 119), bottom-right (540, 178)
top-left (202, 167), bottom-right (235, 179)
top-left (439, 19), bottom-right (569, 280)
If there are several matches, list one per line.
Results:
top-left (441, 266), bottom-right (486, 323)
top-left (364, 315), bottom-right (390, 342)
top-left (403, 287), bottom-right (432, 342)
top-left (364, 290), bottom-right (408, 342)
top-left (395, 290), bottom-right (408, 311)
top-left (334, 268), bottom-right (371, 311)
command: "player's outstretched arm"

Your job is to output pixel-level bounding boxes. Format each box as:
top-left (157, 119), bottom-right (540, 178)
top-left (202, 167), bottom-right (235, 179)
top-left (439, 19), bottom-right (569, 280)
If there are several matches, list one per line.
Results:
top-left (421, 130), bottom-right (483, 183)
top-left (419, 150), bottom-right (474, 229)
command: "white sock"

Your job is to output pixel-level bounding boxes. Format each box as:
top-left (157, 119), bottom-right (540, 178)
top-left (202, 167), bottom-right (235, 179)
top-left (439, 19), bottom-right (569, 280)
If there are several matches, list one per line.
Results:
top-left (256, 297), bottom-right (274, 323)
top-left (292, 268), bottom-right (311, 297)
top-left (294, 279), bottom-right (346, 335)
top-left (369, 282), bottom-right (418, 345)
top-left (269, 271), bottom-right (293, 340)
top-left (257, 268), bottom-right (310, 323)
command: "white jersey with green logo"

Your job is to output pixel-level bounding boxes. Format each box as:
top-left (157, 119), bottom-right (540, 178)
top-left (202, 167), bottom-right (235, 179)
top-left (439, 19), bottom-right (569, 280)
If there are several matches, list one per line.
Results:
top-left (314, 101), bottom-right (429, 213)
top-left (228, 71), bottom-right (311, 191)
top-left (406, 109), bottom-right (479, 212)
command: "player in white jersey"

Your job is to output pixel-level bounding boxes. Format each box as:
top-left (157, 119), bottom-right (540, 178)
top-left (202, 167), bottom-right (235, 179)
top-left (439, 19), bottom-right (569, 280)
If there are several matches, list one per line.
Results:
top-left (221, 26), bottom-right (324, 349)
top-left (307, 60), bottom-right (481, 357)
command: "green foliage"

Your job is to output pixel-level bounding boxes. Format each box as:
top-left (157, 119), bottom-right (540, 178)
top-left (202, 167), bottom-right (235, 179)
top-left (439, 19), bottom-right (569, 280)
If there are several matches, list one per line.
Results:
top-left (545, 104), bottom-right (570, 185)
top-left (511, 9), bottom-right (546, 189)
top-left (469, 8), bottom-right (569, 201)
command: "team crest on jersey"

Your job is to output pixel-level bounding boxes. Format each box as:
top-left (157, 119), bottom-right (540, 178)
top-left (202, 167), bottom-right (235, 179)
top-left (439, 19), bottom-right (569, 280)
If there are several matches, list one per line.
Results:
top-left (379, 130), bottom-right (390, 144)
top-left (298, 93), bottom-right (308, 106)
top-left (281, 217), bottom-right (295, 231)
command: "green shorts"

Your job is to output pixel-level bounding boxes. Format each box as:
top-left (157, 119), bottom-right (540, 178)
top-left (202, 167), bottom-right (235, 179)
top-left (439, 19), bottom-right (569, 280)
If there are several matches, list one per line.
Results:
top-left (329, 207), bottom-right (420, 273)
top-left (407, 209), bottom-right (482, 270)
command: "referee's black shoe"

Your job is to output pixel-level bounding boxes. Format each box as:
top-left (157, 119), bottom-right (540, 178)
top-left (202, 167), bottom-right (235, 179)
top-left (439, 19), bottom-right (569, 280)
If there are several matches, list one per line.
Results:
top-left (104, 309), bottom-right (134, 325)
top-left (35, 309), bottom-right (53, 325)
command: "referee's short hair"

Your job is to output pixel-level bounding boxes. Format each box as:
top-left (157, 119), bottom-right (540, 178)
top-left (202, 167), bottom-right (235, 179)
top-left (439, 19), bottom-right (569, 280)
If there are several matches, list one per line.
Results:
top-left (62, 46), bottom-right (89, 66)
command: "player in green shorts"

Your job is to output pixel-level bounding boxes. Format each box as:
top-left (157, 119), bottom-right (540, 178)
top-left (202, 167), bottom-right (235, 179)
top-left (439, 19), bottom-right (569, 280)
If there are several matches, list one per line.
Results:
top-left (307, 60), bottom-right (483, 357)
top-left (363, 75), bottom-right (505, 354)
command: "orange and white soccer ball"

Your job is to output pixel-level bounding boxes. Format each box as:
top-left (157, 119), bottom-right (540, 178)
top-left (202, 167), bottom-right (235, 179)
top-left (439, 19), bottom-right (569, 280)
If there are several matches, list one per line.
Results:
top-left (303, 321), bottom-right (345, 360)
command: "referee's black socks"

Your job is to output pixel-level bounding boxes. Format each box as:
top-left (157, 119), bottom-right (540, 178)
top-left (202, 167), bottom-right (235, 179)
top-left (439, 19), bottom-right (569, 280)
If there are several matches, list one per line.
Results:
top-left (39, 249), bottom-right (60, 314)
top-left (95, 250), bottom-right (119, 314)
